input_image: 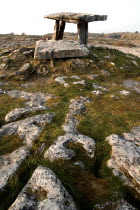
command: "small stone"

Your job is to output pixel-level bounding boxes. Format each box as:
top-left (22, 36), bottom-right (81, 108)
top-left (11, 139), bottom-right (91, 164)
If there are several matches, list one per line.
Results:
top-left (64, 83), bottom-right (69, 87)
top-left (92, 90), bottom-right (102, 95)
top-left (55, 76), bottom-right (67, 84)
top-left (104, 55), bottom-right (110, 59)
top-left (109, 62), bottom-right (115, 67)
top-left (101, 70), bottom-right (110, 76)
top-left (74, 161), bottom-right (85, 169)
top-left (87, 74), bottom-right (98, 80)
top-left (71, 75), bottom-right (80, 80)
top-left (93, 83), bottom-right (108, 91)
top-left (110, 95), bottom-right (119, 99)
top-left (119, 90), bottom-right (130, 96)
top-left (73, 80), bottom-right (86, 86)
top-left (120, 67), bottom-right (124, 70)
top-left (0, 63), bottom-right (6, 70)
top-left (132, 60), bottom-right (139, 67)
top-left (16, 63), bottom-right (30, 75)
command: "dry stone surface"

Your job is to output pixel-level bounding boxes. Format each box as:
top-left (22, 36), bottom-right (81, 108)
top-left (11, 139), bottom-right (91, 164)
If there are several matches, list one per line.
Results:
top-left (2, 89), bottom-right (54, 122)
top-left (0, 146), bottom-right (30, 191)
top-left (0, 113), bottom-right (54, 191)
top-left (123, 80), bottom-right (140, 94)
top-left (9, 166), bottom-right (77, 210)
top-left (106, 126), bottom-right (140, 193)
top-left (44, 97), bottom-right (95, 161)
top-left (34, 40), bottom-right (89, 59)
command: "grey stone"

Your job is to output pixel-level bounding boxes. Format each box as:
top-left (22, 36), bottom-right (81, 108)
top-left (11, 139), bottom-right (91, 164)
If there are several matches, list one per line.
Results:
top-left (106, 126), bottom-right (140, 193)
top-left (132, 60), bottom-right (139, 67)
top-left (120, 67), bottom-right (124, 70)
top-left (119, 90), bottom-right (130, 95)
top-left (93, 83), bottom-right (108, 91)
top-left (5, 107), bottom-right (46, 123)
top-left (101, 70), bottom-right (110, 76)
top-left (92, 90), bottom-right (102, 95)
top-left (73, 80), bottom-right (86, 86)
top-left (74, 161), bottom-right (85, 169)
top-left (16, 63), bottom-right (30, 75)
top-left (70, 75), bottom-right (80, 80)
top-left (87, 74), bottom-right (99, 80)
top-left (110, 95), bottom-right (119, 99)
top-left (9, 166), bottom-right (77, 210)
top-left (0, 113), bottom-right (55, 146)
top-left (64, 83), bottom-right (69, 87)
top-left (55, 76), bottom-right (67, 84)
top-left (44, 12), bottom-right (107, 23)
top-left (123, 80), bottom-right (140, 94)
top-left (2, 90), bottom-right (54, 122)
top-left (0, 63), bottom-right (6, 70)
top-left (0, 146), bottom-right (30, 191)
top-left (34, 40), bottom-right (89, 59)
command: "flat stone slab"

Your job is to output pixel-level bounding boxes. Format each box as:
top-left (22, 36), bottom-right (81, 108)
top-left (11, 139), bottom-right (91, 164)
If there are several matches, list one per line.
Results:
top-left (44, 12), bottom-right (107, 23)
top-left (34, 40), bottom-right (89, 59)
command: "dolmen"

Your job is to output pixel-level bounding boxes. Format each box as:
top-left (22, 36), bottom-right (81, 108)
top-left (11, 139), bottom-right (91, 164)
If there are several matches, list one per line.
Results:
top-left (34, 12), bottom-right (107, 59)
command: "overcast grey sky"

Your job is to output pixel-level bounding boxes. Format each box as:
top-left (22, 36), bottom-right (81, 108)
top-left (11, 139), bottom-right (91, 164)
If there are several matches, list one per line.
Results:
top-left (0, 0), bottom-right (139, 35)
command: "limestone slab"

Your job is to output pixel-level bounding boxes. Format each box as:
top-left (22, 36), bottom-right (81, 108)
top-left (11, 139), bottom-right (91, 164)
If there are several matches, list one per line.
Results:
top-left (34, 40), bottom-right (89, 59)
top-left (44, 12), bottom-right (107, 23)
top-left (9, 166), bottom-right (77, 210)
top-left (106, 126), bottom-right (140, 193)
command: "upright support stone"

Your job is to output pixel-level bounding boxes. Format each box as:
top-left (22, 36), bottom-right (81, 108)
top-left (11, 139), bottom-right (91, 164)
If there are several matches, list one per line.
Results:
top-left (77, 23), bottom-right (88, 45)
top-left (52, 20), bottom-right (60, 40)
top-left (58, 21), bottom-right (66, 40)
top-left (85, 22), bottom-right (88, 45)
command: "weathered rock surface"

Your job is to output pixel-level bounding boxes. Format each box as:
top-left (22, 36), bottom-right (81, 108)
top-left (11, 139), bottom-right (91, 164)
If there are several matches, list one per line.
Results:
top-left (73, 80), bottom-right (86, 86)
top-left (16, 63), bottom-right (30, 75)
top-left (93, 83), bottom-right (108, 91)
top-left (44, 97), bottom-right (95, 161)
top-left (9, 166), bottom-right (77, 210)
top-left (123, 80), bottom-right (140, 94)
top-left (1, 113), bottom-right (55, 146)
top-left (0, 113), bottom-right (54, 191)
top-left (0, 146), bottom-right (30, 191)
top-left (5, 106), bottom-right (46, 123)
top-left (106, 126), bottom-right (140, 193)
top-left (55, 76), bottom-right (67, 84)
top-left (92, 90), bottom-right (102, 95)
top-left (34, 40), bottom-right (89, 59)
top-left (119, 90), bottom-right (130, 96)
top-left (1, 89), bottom-right (54, 122)
top-left (94, 199), bottom-right (136, 210)
top-left (44, 12), bottom-right (107, 23)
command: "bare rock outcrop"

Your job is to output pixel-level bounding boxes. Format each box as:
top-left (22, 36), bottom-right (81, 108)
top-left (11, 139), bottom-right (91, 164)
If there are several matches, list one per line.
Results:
top-left (106, 126), bottom-right (140, 193)
top-left (3, 90), bottom-right (54, 123)
top-left (9, 166), bottom-right (77, 210)
top-left (0, 113), bottom-right (54, 191)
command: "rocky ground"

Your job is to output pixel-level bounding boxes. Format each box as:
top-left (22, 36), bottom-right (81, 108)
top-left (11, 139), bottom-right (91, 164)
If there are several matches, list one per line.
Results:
top-left (0, 33), bottom-right (140, 210)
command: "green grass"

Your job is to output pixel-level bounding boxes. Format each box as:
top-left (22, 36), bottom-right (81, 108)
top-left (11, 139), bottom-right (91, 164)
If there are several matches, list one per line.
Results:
top-left (0, 135), bottom-right (23, 156)
top-left (0, 95), bottom-right (25, 127)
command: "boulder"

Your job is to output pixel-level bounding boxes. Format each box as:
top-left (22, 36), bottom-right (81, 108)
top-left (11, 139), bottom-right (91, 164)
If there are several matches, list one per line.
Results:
top-left (34, 40), bottom-right (89, 59)
top-left (106, 126), bottom-right (140, 193)
top-left (9, 166), bottom-right (77, 210)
